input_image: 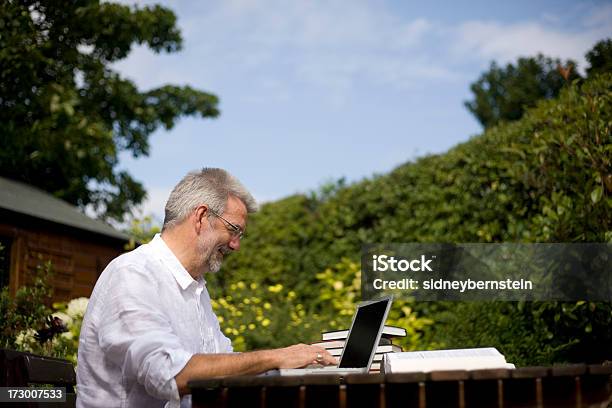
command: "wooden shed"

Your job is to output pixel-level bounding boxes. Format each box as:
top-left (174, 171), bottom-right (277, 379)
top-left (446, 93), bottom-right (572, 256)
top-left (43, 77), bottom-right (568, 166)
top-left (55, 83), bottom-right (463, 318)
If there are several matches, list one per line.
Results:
top-left (0, 176), bottom-right (128, 301)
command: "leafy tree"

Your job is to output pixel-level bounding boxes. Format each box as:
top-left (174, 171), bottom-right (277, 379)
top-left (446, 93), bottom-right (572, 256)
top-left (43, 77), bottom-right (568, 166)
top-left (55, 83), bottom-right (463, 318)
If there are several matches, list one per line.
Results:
top-left (464, 54), bottom-right (580, 129)
top-left (0, 0), bottom-right (219, 221)
top-left (586, 38), bottom-right (612, 77)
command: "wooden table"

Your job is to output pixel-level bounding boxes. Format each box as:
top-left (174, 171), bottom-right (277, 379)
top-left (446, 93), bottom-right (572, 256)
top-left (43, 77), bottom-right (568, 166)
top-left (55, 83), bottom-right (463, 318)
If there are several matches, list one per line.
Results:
top-left (189, 364), bottom-right (612, 408)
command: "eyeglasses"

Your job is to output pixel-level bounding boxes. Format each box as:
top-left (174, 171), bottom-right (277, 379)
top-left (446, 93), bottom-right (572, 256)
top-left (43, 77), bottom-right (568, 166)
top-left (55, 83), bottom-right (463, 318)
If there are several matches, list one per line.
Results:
top-left (209, 209), bottom-right (245, 239)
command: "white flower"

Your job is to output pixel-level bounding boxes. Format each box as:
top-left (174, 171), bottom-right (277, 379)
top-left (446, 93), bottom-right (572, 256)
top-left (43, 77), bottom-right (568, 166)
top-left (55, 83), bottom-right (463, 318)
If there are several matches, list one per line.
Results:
top-left (52, 312), bottom-right (73, 327)
top-left (66, 297), bottom-right (89, 318)
top-left (61, 331), bottom-right (74, 340)
top-left (14, 329), bottom-right (36, 351)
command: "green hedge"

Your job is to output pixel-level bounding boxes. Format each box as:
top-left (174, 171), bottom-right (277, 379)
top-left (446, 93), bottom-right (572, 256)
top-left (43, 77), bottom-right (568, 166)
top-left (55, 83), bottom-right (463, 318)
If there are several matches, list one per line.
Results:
top-left (209, 74), bottom-right (611, 363)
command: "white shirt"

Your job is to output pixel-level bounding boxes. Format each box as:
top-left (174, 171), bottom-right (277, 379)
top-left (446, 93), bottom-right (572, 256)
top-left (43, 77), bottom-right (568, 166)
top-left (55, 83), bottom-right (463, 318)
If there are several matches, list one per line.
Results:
top-left (76, 234), bottom-right (233, 408)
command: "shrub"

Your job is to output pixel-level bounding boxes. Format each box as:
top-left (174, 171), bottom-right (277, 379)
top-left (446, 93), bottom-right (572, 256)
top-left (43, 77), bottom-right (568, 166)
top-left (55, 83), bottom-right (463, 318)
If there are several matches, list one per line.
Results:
top-left (0, 261), bottom-right (53, 350)
top-left (212, 258), bottom-right (434, 351)
top-left (0, 245), bottom-right (86, 364)
top-left (211, 73), bottom-right (612, 363)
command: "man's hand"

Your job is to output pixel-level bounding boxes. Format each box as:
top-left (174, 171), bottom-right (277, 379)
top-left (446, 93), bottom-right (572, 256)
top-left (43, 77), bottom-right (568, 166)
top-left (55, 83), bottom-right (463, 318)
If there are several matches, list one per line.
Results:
top-left (175, 344), bottom-right (338, 396)
top-left (275, 343), bottom-right (338, 368)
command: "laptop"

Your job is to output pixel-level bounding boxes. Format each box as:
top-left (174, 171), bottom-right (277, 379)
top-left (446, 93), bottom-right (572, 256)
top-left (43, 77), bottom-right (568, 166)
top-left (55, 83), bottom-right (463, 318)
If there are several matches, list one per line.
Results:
top-left (277, 295), bottom-right (393, 376)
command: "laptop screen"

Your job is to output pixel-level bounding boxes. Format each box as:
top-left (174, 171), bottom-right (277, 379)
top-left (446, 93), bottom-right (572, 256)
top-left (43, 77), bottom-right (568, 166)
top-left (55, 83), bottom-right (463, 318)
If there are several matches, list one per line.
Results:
top-left (338, 298), bottom-right (391, 368)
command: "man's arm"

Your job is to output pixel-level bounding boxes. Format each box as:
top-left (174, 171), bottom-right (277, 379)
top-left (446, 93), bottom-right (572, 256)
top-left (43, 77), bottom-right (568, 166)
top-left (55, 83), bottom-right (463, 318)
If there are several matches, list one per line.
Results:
top-left (175, 343), bottom-right (336, 395)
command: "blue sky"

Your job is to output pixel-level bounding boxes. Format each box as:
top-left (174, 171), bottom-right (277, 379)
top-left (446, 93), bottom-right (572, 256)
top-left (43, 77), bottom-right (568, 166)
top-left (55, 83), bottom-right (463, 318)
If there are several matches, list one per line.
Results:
top-left (110, 0), bottom-right (612, 222)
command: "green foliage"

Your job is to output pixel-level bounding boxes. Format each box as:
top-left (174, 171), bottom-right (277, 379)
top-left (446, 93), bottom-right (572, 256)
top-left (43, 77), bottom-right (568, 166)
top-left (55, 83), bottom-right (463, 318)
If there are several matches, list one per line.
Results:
top-left (0, 261), bottom-right (53, 350)
top-left (0, 243), bottom-right (83, 363)
top-left (0, 0), bottom-right (219, 221)
top-left (586, 38), bottom-right (612, 78)
top-left (209, 194), bottom-right (323, 293)
top-left (213, 73), bottom-right (611, 364)
top-left (429, 302), bottom-right (564, 366)
top-left (211, 259), bottom-right (433, 351)
top-left (48, 297), bottom-right (89, 364)
top-left (5, 297), bottom-right (87, 365)
top-left (433, 301), bottom-right (612, 366)
top-left (314, 259), bottom-right (435, 351)
top-left (124, 215), bottom-right (161, 250)
top-left (211, 281), bottom-right (315, 351)
top-left (464, 54), bottom-right (580, 129)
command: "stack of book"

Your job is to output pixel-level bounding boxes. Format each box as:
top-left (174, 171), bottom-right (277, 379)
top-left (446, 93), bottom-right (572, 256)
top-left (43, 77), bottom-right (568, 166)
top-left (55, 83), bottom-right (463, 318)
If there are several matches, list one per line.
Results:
top-left (312, 325), bottom-right (406, 372)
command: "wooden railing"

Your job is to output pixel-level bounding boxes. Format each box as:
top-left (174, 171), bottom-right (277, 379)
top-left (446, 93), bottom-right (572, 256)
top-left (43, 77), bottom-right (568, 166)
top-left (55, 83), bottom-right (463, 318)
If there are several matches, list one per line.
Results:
top-left (189, 365), bottom-right (612, 408)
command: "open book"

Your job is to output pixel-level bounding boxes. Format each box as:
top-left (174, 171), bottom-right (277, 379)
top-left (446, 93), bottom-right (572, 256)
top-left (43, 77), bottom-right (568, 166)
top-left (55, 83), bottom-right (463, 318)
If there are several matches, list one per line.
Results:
top-left (383, 347), bottom-right (515, 373)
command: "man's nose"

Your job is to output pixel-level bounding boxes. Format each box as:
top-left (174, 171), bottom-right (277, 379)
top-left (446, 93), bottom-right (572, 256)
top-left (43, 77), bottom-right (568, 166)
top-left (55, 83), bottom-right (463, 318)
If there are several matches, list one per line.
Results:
top-left (228, 234), bottom-right (241, 251)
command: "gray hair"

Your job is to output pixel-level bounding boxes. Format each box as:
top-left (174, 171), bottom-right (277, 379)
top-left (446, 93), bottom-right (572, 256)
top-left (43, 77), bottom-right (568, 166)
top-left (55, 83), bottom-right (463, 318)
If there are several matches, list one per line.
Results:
top-left (162, 168), bottom-right (258, 230)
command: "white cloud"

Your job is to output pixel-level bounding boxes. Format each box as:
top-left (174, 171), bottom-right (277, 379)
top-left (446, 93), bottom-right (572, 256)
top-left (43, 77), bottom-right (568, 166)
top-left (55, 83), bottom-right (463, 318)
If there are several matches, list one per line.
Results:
top-left (111, 0), bottom-right (452, 106)
top-left (454, 17), bottom-right (612, 70)
top-left (111, 0), bottom-right (612, 100)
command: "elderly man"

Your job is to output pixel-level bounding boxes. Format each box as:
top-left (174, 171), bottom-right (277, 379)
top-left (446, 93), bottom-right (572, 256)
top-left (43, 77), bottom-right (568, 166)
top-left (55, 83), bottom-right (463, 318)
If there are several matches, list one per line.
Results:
top-left (76, 168), bottom-right (335, 408)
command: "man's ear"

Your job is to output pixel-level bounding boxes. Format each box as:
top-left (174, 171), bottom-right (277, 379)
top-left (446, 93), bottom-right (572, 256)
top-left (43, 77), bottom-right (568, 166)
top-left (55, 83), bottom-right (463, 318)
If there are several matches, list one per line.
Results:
top-left (194, 204), bottom-right (209, 233)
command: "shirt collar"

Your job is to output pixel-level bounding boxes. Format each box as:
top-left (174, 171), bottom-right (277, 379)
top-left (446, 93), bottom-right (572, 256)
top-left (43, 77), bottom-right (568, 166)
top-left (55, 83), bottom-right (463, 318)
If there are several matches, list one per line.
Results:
top-left (149, 233), bottom-right (202, 290)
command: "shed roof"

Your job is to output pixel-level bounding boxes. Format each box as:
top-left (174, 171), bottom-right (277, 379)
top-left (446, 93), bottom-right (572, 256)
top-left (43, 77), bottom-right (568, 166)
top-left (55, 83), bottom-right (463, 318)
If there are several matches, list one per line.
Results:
top-left (0, 176), bottom-right (128, 241)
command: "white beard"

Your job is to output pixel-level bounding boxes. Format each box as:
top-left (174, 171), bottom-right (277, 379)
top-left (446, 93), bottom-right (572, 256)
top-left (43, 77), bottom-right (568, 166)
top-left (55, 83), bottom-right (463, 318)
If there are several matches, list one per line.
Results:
top-left (197, 234), bottom-right (229, 274)
top-left (207, 248), bottom-right (224, 273)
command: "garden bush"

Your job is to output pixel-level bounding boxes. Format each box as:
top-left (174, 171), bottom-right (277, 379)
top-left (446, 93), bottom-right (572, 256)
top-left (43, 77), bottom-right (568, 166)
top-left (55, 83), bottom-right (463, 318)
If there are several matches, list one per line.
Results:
top-left (210, 258), bottom-right (433, 351)
top-left (0, 261), bottom-right (53, 351)
top-left (209, 73), bottom-right (611, 363)
top-left (0, 247), bottom-right (86, 364)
